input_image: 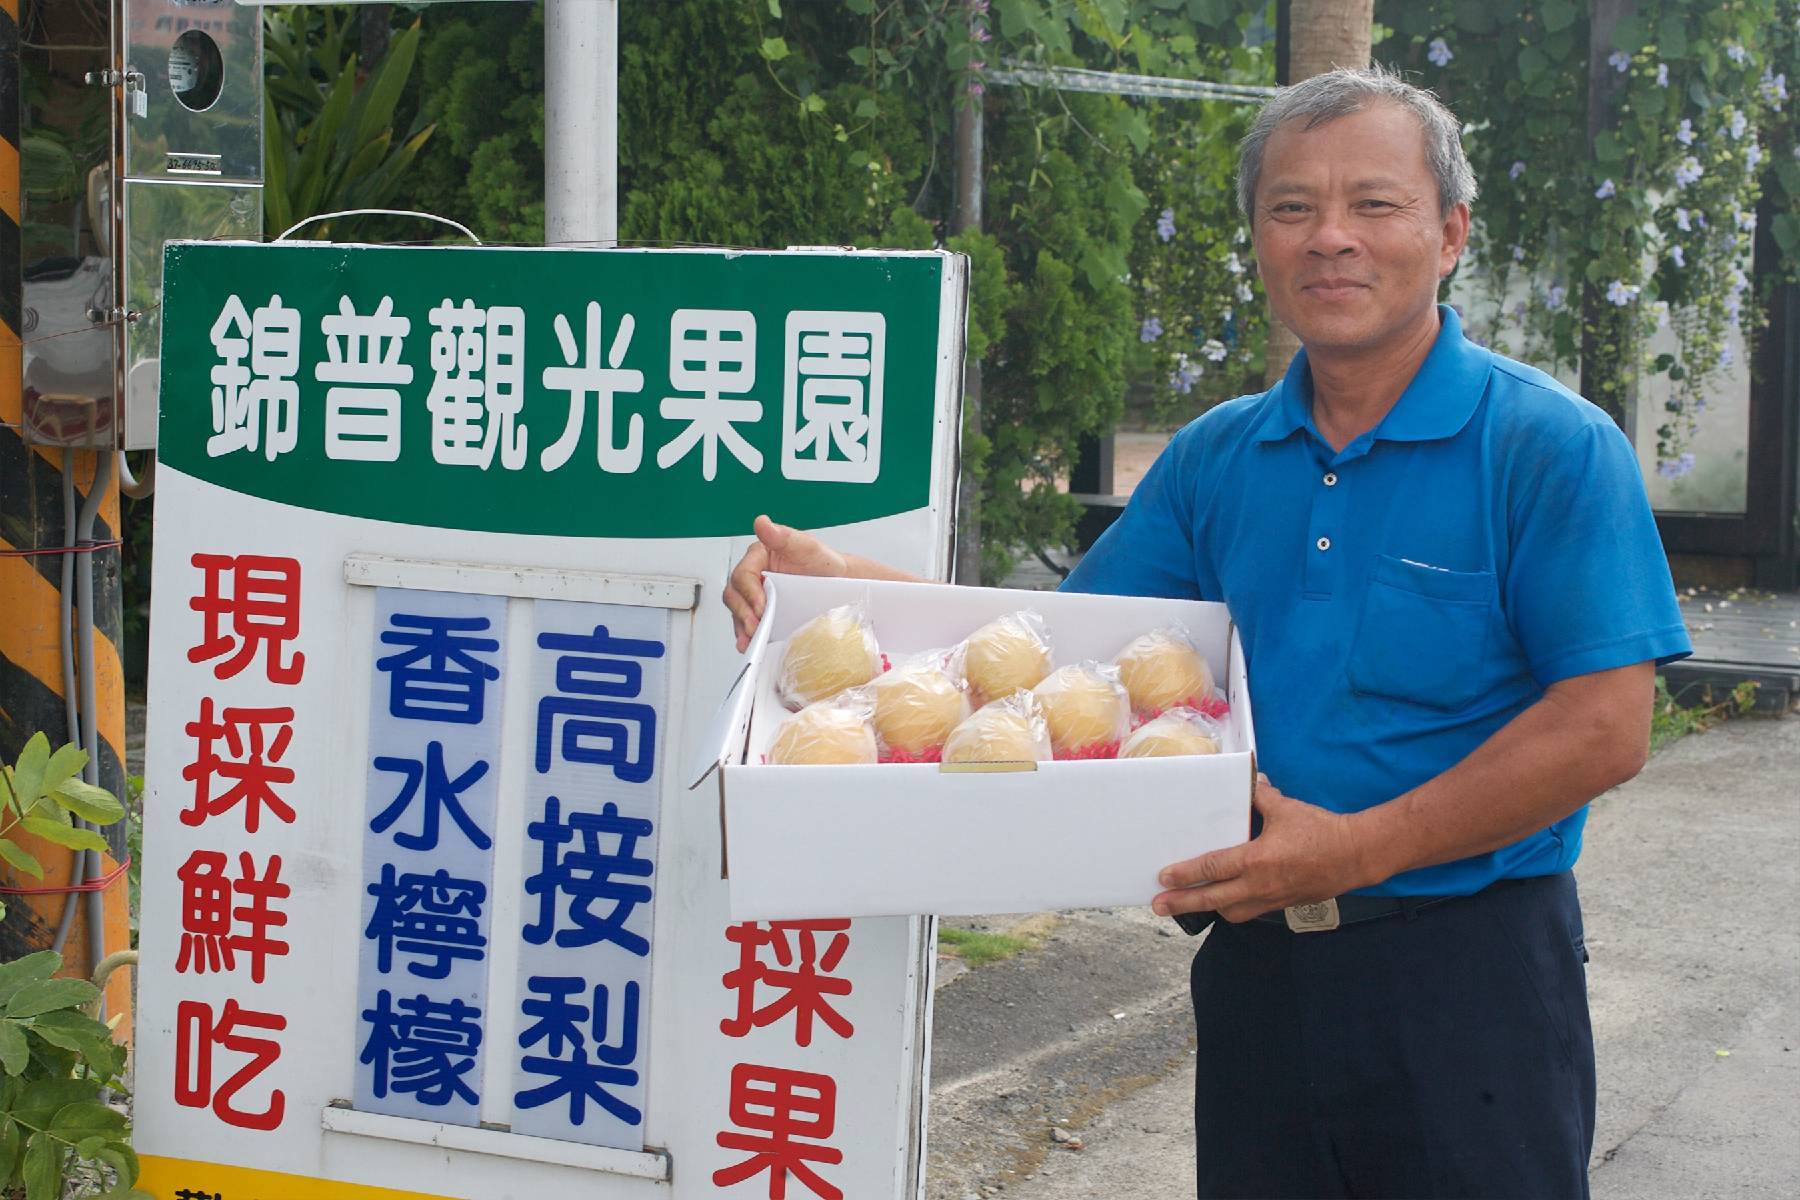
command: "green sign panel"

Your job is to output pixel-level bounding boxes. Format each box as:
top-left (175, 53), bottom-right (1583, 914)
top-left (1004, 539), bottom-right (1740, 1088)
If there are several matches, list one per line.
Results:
top-left (158, 243), bottom-right (955, 537)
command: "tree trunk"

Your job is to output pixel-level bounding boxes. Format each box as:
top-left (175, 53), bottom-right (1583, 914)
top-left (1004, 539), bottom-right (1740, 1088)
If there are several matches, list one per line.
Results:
top-left (359, 4), bottom-right (393, 84)
top-left (1579, 0), bottom-right (1637, 432)
top-left (1262, 0), bottom-right (1374, 387)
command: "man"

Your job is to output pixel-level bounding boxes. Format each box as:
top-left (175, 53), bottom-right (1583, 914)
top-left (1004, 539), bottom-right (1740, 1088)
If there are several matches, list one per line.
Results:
top-left (724, 66), bottom-right (1689, 1199)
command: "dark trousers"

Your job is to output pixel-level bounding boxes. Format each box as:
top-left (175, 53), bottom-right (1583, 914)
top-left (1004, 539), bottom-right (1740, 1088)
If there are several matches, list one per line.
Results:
top-left (1190, 872), bottom-right (1595, 1200)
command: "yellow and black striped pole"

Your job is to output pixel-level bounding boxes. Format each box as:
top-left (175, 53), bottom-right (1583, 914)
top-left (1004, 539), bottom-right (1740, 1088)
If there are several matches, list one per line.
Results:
top-left (0, 0), bottom-right (133, 1030)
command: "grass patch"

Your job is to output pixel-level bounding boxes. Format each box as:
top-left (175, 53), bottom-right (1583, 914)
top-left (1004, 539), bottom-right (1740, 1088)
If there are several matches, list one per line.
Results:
top-left (1651, 675), bottom-right (1759, 753)
top-left (937, 926), bottom-right (1036, 968)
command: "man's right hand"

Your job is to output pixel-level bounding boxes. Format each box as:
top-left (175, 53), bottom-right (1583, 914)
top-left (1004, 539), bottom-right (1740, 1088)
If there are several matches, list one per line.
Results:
top-left (724, 515), bottom-right (848, 652)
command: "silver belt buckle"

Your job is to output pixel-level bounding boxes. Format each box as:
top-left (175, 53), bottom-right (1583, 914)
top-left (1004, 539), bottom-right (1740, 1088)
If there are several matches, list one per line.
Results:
top-left (1284, 898), bottom-right (1341, 932)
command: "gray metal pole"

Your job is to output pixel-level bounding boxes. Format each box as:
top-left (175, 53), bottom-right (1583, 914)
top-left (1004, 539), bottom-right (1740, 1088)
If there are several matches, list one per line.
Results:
top-left (952, 81), bottom-right (984, 586)
top-left (544, 0), bottom-right (619, 246)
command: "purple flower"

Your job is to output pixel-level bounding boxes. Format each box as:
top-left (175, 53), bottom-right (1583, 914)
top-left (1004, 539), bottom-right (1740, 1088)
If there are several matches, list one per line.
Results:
top-left (1725, 43), bottom-right (1749, 66)
top-left (1156, 208), bottom-right (1176, 243)
top-left (1656, 62), bottom-right (1670, 87)
top-left (1140, 316), bottom-right (1164, 343)
top-left (1608, 50), bottom-right (1631, 73)
top-left (1717, 342), bottom-right (1734, 369)
top-left (1201, 338), bottom-right (1229, 363)
top-left (1168, 353), bottom-right (1198, 395)
top-left (971, 23), bottom-right (992, 43)
top-left (1676, 118), bottom-right (1696, 146)
top-left (1762, 69), bottom-right (1789, 107)
top-left (1669, 245), bottom-right (1686, 268)
top-left (1746, 141), bottom-right (1763, 173)
top-left (1427, 37), bottom-right (1453, 68)
top-left (1509, 159), bottom-right (1527, 180)
top-left (1673, 156), bottom-right (1703, 188)
top-left (967, 79), bottom-right (985, 96)
top-left (1735, 209), bottom-right (1757, 232)
top-left (1674, 207), bottom-right (1693, 232)
top-left (1224, 252), bottom-right (1245, 276)
top-left (1595, 178), bottom-right (1616, 199)
top-left (1547, 284), bottom-right (1568, 309)
top-left (1657, 453), bottom-right (1696, 478)
top-left (1728, 110), bottom-right (1748, 139)
top-left (1511, 243), bottom-right (1527, 261)
top-left (1605, 279), bottom-right (1640, 306)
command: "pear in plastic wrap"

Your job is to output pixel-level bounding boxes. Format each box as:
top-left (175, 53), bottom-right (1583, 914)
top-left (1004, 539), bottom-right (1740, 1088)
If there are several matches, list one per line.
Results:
top-left (1114, 627), bottom-right (1215, 716)
top-left (1119, 708), bottom-right (1224, 758)
top-left (767, 700), bottom-right (880, 765)
top-left (871, 655), bottom-right (969, 756)
top-left (1033, 663), bottom-right (1132, 756)
top-left (941, 692), bottom-right (1053, 764)
top-left (777, 604), bottom-right (882, 709)
top-left (962, 611), bottom-right (1053, 704)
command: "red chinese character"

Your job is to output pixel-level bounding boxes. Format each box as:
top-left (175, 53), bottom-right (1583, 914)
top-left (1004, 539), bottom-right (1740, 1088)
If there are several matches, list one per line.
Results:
top-left (188, 553), bottom-right (305, 684)
top-left (181, 699), bottom-right (295, 833)
top-left (720, 921), bottom-right (854, 1047)
top-left (175, 851), bottom-right (290, 984)
top-left (713, 1063), bottom-right (842, 1200)
top-left (174, 998), bottom-right (286, 1132)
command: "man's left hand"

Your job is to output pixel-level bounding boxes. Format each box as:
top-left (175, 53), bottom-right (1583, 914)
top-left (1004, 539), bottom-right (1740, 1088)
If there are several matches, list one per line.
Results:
top-left (1151, 776), bottom-right (1374, 923)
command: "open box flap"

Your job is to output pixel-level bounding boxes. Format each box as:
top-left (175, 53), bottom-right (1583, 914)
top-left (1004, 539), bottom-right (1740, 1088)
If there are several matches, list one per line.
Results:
top-left (685, 583), bottom-right (780, 791)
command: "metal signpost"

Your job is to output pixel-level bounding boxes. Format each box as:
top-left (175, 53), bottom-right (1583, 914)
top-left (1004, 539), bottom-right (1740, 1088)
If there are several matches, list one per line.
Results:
top-left (135, 240), bottom-right (967, 1199)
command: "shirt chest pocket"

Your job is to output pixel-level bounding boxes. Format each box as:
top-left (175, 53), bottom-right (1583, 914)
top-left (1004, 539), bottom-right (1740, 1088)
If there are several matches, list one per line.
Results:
top-left (1347, 555), bottom-right (1499, 712)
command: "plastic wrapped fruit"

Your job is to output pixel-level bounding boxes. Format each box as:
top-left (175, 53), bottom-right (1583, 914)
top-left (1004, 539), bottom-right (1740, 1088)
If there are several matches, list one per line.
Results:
top-left (777, 603), bottom-right (882, 709)
top-left (962, 611), bottom-right (1053, 704)
top-left (941, 692), bottom-right (1052, 764)
top-left (767, 698), bottom-right (880, 765)
top-left (871, 652), bottom-right (969, 758)
top-left (1032, 662), bottom-right (1131, 757)
top-left (1113, 626), bottom-right (1216, 717)
top-left (1119, 707), bottom-right (1225, 758)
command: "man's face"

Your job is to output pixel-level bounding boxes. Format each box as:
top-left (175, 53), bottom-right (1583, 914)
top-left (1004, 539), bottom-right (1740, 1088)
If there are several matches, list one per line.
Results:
top-left (1250, 102), bottom-right (1470, 356)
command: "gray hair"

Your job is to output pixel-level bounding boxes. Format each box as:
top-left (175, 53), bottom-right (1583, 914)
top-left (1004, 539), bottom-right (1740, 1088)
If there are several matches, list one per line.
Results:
top-left (1236, 64), bottom-right (1477, 223)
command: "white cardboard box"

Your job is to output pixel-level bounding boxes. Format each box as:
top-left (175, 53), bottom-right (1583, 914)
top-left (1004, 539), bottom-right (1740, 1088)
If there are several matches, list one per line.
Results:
top-left (689, 573), bottom-right (1255, 921)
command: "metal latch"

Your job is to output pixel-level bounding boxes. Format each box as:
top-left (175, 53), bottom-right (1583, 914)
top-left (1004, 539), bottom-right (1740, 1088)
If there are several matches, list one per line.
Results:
top-left (85, 68), bottom-right (147, 116)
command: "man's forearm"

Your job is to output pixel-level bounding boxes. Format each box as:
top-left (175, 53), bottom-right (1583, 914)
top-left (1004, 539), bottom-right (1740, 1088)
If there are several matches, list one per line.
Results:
top-left (842, 553), bottom-right (927, 584)
top-left (1346, 662), bottom-right (1654, 889)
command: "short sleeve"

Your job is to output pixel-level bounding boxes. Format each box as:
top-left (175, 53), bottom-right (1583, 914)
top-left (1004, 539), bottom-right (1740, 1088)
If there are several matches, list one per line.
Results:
top-left (1505, 420), bottom-right (1691, 686)
top-left (1061, 427), bottom-right (1203, 600)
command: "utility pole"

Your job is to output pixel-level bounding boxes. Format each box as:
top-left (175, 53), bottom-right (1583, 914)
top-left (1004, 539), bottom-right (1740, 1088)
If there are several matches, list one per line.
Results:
top-left (952, 17), bottom-right (984, 586)
top-left (544, 0), bottom-right (620, 246)
top-left (1263, 0), bottom-right (1374, 386)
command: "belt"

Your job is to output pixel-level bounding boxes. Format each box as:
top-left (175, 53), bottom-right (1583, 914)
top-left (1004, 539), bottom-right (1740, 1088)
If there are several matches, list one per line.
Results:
top-left (1250, 892), bottom-right (1461, 932)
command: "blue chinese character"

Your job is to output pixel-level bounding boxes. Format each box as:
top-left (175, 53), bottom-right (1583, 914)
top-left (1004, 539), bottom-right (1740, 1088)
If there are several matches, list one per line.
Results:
top-left (535, 625), bottom-right (664, 783)
top-left (378, 613), bottom-right (501, 724)
top-left (359, 989), bottom-right (482, 1107)
top-left (522, 796), bottom-right (653, 955)
top-left (371, 741), bottom-right (492, 851)
top-left (515, 976), bottom-right (641, 1126)
top-left (365, 864), bottom-right (487, 979)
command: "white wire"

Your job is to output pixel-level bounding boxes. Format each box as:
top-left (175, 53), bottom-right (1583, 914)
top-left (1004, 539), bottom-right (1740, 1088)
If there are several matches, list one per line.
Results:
top-left (275, 209), bottom-right (484, 244)
top-left (988, 62), bottom-right (1278, 104)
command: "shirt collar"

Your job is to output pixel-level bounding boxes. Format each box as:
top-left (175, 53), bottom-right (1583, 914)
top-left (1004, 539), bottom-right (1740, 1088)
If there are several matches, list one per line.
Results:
top-left (1251, 305), bottom-right (1491, 445)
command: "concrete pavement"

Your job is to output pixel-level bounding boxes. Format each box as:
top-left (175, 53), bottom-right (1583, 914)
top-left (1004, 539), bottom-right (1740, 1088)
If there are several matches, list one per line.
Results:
top-left (926, 714), bottom-right (1800, 1199)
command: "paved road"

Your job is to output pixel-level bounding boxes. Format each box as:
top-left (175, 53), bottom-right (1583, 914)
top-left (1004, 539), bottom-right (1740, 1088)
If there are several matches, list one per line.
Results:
top-left (926, 714), bottom-right (1800, 1199)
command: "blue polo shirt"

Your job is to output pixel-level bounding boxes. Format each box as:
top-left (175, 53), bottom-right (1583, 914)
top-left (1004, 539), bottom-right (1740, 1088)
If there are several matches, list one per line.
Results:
top-left (1064, 306), bottom-right (1691, 896)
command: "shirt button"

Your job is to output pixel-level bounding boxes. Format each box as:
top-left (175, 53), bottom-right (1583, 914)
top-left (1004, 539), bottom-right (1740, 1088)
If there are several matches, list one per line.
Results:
top-left (1316, 536), bottom-right (1331, 552)
top-left (1323, 472), bottom-right (1338, 487)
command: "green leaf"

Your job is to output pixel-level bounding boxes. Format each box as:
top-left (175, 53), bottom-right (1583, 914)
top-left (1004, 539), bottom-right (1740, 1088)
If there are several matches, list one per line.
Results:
top-left (39, 744), bottom-right (86, 797)
top-left (18, 817), bottom-right (107, 853)
top-left (5, 978), bottom-right (100, 1019)
top-left (1611, 14), bottom-right (1646, 52)
top-left (847, 46), bottom-right (871, 67)
top-left (0, 1119), bottom-right (19, 1186)
top-left (49, 778), bottom-right (123, 825)
top-left (0, 1020), bottom-right (27, 1076)
top-left (22, 1131), bottom-right (58, 1200)
top-left (760, 36), bottom-right (789, 62)
top-left (0, 838), bottom-right (43, 880)
top-left (1518, 45), bottom-right (1548, 79)
top-left (49, 1101), bottom-right (125, 1140)
top-left (350, 22), bottom-right (420, 159)
top-left (1661, 23), bottom-right (1688, 59)
top-left (766, 0), bottom-right (782, 15)
top-left (1540, 0), bottom-right (1577, 33)
top-left (854, 98), bottom-right (878, 120)
top-left (802, 92), bottom-right (827, 114)
top-left (0, 952), bottom-right (59, 1008)
top-left (1773, 214), bottom-right (1800, 257)
top-left (10, 733), bottom-right (49, 809)
top-left (845, 0), bottom-right (874, 12)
